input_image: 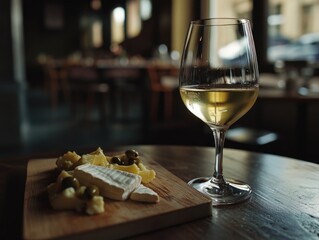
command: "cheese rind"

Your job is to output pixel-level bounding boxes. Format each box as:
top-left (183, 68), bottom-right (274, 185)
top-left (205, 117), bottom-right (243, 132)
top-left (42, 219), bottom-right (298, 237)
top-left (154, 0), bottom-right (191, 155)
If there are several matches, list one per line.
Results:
top-left (130, 184), bottom-right (160, 203)
top-left (74, 164), bottom-right (141, 200)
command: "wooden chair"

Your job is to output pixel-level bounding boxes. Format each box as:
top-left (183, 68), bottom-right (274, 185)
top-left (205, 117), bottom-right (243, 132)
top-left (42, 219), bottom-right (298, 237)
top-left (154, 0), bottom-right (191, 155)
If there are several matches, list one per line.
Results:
top-left (65, 62), bottom-right (109, 122)
top-left (147, 64), bottom-right (179, 122)
top-left (101, 67), bottom-right (142, 119)
top-left (39, 57), bottom-right (69, 109)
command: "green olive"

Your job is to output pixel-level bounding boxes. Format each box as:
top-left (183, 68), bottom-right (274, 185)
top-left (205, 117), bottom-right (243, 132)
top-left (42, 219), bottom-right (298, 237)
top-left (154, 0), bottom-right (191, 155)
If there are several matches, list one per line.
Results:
top-left (134, 158), bottom-right (141, 165)
top-left (83, 185), bottom-right (100, 200)
top-left (110, 156), bottom-right (121, 164)
top-left (119, 155), bottom-right (134, 165)
top-left (61, 177), bottom-right (80, 191)
top-left (124, 158), bottom-right (135, 166)
top-left (125, 149), bottom-right (139, 160)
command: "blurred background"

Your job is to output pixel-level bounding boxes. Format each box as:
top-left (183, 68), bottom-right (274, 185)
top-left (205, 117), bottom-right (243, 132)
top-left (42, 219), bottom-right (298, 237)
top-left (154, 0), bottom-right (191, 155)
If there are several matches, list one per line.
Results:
top-left (1, 0), bottom-right (319, 163)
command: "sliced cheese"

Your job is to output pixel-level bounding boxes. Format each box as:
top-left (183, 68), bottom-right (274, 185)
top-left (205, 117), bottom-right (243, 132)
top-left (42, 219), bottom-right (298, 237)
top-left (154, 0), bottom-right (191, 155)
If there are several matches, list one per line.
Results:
top-left (74, 164), bottom-right (141, 200)
top-left (130, 184), bottom-right (159, 203)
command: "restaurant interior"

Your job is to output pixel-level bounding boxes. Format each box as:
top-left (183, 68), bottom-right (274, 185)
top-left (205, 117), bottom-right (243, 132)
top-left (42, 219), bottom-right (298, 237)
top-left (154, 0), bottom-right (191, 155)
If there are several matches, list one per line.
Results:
top-left (1, 0), bottom-right (319, 164)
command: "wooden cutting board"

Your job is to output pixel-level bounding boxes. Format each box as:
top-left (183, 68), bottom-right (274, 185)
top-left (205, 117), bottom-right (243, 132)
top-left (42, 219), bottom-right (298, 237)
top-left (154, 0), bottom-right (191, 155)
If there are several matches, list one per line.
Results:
top-left (23, 154), bottom-right (212, 240)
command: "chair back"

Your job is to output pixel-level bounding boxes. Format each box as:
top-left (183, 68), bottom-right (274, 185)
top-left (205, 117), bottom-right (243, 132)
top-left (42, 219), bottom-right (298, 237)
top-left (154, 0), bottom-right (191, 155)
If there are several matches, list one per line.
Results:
top-left (147, 64), bottom-right (179, 91)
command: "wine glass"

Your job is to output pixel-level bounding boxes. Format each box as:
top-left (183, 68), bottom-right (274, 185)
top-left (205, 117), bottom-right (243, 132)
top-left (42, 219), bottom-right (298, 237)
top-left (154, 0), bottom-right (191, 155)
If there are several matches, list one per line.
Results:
top-left (179, 18), bottom-right (259, 206)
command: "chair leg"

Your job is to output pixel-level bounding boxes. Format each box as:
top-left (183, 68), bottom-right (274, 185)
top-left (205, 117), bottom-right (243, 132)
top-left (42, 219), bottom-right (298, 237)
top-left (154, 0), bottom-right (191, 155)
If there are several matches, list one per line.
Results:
top-left (164, 91), bottom-right (173, 120)
top-left (49, 74), bottom-right (58, 109)
top-left (84, 90), bottom-right (95, 121)
top-left (70, 90), bottom-right (77, 117)
top-left (60, 71), bottom-right (71, 106)
top-left (97, 92), bottom-right (108, 124)
top-left (150, 92), bottom-right (159, 122)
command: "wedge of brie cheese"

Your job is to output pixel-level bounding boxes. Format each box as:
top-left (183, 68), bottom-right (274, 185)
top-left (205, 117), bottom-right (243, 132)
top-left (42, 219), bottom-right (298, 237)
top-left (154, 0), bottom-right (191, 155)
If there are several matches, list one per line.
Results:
top-left (74, 164), bottom-right (141, 200)
top-left (130, 184), bottom-right (159, 203)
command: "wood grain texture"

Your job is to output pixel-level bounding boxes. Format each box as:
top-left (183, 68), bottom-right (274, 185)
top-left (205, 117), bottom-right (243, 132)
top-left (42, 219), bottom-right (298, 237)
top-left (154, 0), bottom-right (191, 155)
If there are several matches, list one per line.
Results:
top-left (1, 145), bottom-right (319, 239)
top-left (23, 152), bottom-right (212, 240)
top-left (128, 146), bottom-right (319, 240)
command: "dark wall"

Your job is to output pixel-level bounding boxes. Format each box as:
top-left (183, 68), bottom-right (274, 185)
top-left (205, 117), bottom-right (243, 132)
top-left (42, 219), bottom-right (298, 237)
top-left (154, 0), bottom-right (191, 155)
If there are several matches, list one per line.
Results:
top-left (153, 0), bottom-right (172, 49)
top-left (252, 0), bottom-right (269, 72)
top-left (23, 0), bottom-right (97, 86)
top-left (23, 0), bottom-right (82, 65)
top-left (0, 0), bottom-right (13, 82)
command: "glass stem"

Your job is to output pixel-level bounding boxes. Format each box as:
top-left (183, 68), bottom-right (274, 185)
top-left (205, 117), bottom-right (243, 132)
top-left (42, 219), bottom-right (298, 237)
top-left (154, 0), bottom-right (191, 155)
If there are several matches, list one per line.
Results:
top-left (211, 127), bottom-right (227, 185)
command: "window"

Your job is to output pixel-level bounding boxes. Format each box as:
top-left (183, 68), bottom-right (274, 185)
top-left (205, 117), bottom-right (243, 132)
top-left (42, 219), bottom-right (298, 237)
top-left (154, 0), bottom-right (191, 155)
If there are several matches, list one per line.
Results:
top-left (92, 20), bottom-right (103, 48)
top-left (267, 0), bottom-right (319, 62)
top-left (80, 16), bottom-right (103, 49)
top-left (127, 0), bottom-right (141, 38)
top-left (111, 7), bottom-right (125, 44)
top-left (208, 0), bottom-right (252, 20)
top-left (126, 0), bottom-right (152, 38)
top-left (140, 0), bottom-right (152, 20)
top-left (111, 0), bottom-right (152, 43)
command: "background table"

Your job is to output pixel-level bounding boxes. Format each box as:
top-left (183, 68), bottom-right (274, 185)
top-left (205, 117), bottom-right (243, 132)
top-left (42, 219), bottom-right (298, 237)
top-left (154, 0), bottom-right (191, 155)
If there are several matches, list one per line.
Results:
top-left (1, 145), bottom-right (319, 239)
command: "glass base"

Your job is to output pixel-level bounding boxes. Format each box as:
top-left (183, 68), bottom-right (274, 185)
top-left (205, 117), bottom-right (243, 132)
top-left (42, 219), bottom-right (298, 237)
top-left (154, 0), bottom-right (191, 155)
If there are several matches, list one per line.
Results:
top-left (188, 177), bottom-right (251, 206)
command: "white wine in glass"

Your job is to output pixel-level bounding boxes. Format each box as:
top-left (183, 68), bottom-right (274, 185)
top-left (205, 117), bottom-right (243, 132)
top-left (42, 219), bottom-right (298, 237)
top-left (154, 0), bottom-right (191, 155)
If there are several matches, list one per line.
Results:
top-left (179, 18), bottom-right (259, 206)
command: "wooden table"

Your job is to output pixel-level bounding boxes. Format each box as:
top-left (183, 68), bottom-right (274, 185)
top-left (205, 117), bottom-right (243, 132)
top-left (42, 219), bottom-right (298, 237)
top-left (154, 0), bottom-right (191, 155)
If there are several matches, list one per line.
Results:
top-left (1, 145), bottom-right (319, 239)
top-left (258, 85), bottom-right (319, 160)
